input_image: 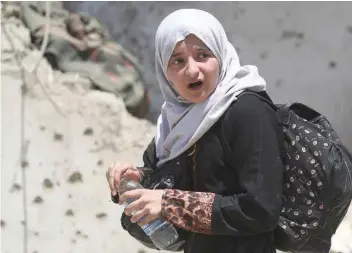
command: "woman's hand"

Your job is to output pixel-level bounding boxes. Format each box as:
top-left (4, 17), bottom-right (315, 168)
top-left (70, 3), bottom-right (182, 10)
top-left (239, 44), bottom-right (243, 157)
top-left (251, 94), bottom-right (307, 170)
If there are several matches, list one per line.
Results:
top-left (120, 189), bottom-right (164, 226)
top-left (106, 162), bottom-right (141, 196)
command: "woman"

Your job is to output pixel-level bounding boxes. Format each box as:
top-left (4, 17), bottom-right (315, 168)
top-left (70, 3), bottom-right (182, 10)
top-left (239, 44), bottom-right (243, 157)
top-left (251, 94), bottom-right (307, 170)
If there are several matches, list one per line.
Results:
top-left (106, 9), bottom-right (284, 253)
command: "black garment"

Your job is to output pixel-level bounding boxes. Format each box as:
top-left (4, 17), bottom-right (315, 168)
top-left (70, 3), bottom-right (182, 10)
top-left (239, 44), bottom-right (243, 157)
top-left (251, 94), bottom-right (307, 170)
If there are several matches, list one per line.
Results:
top-left (124, 92), bottom-right (284, 253)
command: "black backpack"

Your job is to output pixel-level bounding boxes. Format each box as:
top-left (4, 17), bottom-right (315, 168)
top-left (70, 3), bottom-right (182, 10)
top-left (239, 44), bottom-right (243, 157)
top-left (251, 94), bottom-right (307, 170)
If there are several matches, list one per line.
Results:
top-left (222, 91), bottom-right (352, 253)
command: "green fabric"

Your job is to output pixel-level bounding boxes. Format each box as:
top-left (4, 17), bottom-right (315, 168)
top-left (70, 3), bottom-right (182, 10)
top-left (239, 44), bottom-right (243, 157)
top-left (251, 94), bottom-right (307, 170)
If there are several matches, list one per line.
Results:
top-left (17, 1), bottom-right (148, 117)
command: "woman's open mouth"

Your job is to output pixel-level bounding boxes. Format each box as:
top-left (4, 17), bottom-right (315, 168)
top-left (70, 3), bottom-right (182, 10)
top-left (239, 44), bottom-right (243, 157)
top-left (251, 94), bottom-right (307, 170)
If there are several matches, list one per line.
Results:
top-left (188, 81), bottom-right (203, 91)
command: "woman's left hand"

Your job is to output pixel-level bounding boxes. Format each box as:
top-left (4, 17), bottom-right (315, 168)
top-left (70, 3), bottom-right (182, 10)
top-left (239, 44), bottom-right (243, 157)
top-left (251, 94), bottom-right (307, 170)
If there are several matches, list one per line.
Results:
top-left (120, 189), bottom-right (164, 226)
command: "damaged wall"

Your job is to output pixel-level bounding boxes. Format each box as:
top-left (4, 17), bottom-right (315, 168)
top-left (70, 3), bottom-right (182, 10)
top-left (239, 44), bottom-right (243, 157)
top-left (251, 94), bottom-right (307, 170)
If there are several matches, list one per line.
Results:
top-left (65, 1), bottom-right (352, 150)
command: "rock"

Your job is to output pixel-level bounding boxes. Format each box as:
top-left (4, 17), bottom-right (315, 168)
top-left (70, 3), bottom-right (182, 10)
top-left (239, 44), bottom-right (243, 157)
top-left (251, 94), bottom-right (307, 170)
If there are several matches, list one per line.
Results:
top-left (67, 172), bottom-right (83, 184)
top-left (2, 9), bottom-right (155, 253)
top-left (96, 212), bottom-right (107, 219)
top-left (43, 178), bottom-right (54, 189)
top-left (53, 132), bottom-right (64, 142)
top-left (83, 127), bottom-right (94, 136)
top-left (33, 196), bottom-right (44, 204)
top-left (65, 209), bottom-right (75, 217)
top-left (21, 160), bottom-right (29, 168)
top-left (10, 183), bottom-right (22, 192)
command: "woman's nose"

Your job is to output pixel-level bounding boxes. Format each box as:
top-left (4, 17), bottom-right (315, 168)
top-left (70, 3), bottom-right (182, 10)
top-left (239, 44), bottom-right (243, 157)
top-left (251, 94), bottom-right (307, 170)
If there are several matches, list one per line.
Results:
top-left (185, 59), bottom-right (199, 79)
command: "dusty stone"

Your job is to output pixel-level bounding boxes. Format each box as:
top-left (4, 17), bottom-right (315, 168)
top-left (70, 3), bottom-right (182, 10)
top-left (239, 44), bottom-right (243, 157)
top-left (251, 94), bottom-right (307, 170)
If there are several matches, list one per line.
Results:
top-left (65, 209), bottom-right (75, 217)
top-left (10, 183), bottom-right (22, 192)
top-left (43, 178), bottom-right (54, 189)
top-left (96, 212), bottom-right (107, 219)
top-left (53, 132), bottom-right (64, 141)
top-left (1, 10), bottom-right (153, 253)
top-left (33, 196), bottom-right (43, 204)
top-left (21, 160), bottom-right (29, 168)
top-left (83, 127), bottom-right (94, 136)
top-left (67, 172), bottom-right (83, 184)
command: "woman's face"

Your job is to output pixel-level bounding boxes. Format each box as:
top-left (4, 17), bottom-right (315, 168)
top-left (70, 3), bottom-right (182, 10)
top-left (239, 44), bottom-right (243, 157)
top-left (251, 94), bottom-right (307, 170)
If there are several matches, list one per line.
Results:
top-left (166, 34), bottom-right (220, 104)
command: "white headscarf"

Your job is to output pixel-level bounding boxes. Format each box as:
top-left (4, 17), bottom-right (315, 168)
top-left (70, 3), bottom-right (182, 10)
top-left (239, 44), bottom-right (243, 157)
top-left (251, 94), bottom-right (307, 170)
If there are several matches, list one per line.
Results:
top-left (155, 9), bottom-right (266, 167)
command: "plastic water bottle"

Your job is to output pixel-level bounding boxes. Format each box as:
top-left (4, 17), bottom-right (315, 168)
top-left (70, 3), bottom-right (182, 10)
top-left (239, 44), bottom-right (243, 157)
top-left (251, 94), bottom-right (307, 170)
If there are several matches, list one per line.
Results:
top-left (118, 178), bottom-right (179, 249)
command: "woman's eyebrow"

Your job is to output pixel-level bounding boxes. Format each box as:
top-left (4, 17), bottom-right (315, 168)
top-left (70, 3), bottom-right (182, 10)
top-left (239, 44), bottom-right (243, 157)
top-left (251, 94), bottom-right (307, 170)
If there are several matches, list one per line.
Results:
top-left (170, 47), bottom-right (210, 58)
top-left (196, 47), bottom-right (211, 52)
top-left (171, 52), bottom-right (183, 58)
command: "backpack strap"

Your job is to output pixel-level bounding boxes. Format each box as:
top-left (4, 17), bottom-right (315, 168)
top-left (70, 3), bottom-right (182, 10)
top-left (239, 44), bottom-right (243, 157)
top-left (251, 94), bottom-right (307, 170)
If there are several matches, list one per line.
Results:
top-left (238, 91), bottom-right (297, 126)
top-left (237, 90), bottom-right (276, 108)
top-left (220, 90), bottom-right (281, 170)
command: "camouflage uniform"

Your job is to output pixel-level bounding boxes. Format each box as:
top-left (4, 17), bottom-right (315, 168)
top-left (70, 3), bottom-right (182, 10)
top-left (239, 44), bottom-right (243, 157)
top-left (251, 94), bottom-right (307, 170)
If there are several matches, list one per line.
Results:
top-left (9, 1), bottom-right (150, 118)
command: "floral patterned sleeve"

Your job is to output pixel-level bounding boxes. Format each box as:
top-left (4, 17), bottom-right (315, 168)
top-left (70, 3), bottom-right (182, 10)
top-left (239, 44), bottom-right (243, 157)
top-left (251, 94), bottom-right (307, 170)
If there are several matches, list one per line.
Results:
top-left (161, 189), bottom-right (215, 235)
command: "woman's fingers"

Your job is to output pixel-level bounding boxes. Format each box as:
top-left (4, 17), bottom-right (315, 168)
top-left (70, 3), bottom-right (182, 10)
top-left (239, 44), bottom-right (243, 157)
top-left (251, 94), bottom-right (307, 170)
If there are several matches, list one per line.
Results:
top-left (106, 162), bottom-right (119, 195)
top-left (113, 168), bottom-right (124, 195)
top-left (106, 162), bottom-right (137, 196)
top-left (130, 209), bottom-right (148, 224)
top-left (121, 169), bottom-right (141, 182)
top-left (127, 203), bottom-right (158, 226)
top-left (121, 189), bottom-right (144, 207)
top-left (137, 211), bottom-right (157, 226)
top-left (122, 189), bottom-right (162, 226)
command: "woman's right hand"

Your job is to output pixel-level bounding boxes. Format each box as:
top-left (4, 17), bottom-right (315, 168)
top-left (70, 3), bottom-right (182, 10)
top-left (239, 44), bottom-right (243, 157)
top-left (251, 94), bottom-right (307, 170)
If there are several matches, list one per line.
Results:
top-left (106, 162), bottom-right (141, 196)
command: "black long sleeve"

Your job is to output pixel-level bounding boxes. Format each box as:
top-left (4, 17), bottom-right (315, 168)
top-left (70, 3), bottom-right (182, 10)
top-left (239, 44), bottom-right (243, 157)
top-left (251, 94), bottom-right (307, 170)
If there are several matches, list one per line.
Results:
top-left (211, 94), bottom-right (283, 236)
top-left (160, 95), bottom-right (284, 236)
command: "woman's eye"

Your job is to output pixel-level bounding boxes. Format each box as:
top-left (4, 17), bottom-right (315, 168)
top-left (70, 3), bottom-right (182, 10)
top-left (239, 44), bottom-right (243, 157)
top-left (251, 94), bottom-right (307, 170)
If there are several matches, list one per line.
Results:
top-left (172, 58), bottom-right (184, 65)
top-left (198, 53), bottom-right (209, 59)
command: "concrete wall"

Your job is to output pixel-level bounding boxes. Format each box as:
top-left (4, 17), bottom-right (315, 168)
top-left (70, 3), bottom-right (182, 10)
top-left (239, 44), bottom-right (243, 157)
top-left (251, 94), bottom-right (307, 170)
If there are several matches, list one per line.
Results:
top-left (65, 1), bottom-right (352, 150)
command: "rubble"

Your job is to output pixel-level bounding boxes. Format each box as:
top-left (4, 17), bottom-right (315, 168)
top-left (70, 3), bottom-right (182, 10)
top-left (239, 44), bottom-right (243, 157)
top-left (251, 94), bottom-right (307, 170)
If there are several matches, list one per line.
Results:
top-left (1, 14), bottom-right (156, 253)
